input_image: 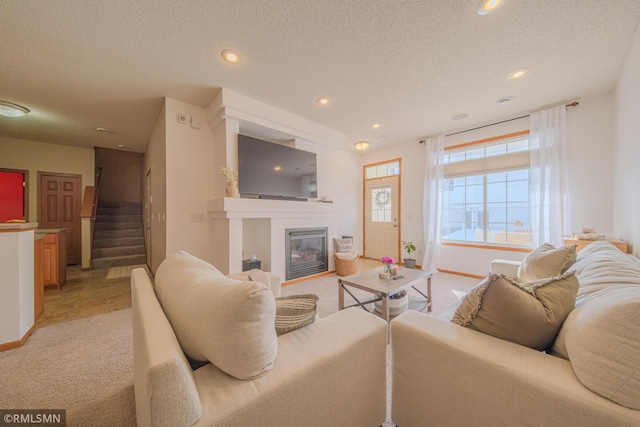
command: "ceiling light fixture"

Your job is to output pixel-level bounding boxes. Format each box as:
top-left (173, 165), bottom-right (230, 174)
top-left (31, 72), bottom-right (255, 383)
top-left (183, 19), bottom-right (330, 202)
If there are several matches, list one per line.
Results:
top-left (354, 141), bottom-right (370, 151)
top-left (477, 0), bottom-right (507, 15)
top-left (372, 123), bottom-right (380, 129)
top-left (117, 144), bottom-right (126, 148)
top-left (496, 96), bottom-right (514, 105)
top-left (96, 127), bottom-right (112, 133)
top-left (317, 97), bottom-right (329, 105)
top-left (0, 100), bottom-right (30, 117)
top-left (508, 69), bottom-right (528, 79)
top-left (221, 49), bottom-right (239, 63)
top-left (451, 113), bottom-right (470, 121)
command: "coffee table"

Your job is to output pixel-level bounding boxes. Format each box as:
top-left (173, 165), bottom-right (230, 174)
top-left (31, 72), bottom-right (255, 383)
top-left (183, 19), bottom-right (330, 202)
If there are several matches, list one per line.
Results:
top-left (338, 267), bottom-right (432, 323)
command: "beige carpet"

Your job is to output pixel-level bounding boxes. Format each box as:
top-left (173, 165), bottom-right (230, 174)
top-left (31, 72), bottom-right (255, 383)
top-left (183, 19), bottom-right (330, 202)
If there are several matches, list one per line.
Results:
top-left (0, 308), bottom-right (136, 427)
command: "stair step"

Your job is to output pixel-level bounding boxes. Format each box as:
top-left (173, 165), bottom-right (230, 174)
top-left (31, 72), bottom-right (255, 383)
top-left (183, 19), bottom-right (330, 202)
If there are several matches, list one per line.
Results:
top-left (94, 221), bottom-right (143, 231)
top-left (92, 245), bottom-right (146, 259)
top-left (92, 237), bottom-right (144, 249)
top-left (96, 214), bottom-right (143, 223)
top-left (96, 207), bottom-right (142, 215)
top-left (92, 254), bottom-right (147, 270)
top-left (98, 201), bottom-right (141, 209)
top-left (94, 229), bottom-right (143, 239)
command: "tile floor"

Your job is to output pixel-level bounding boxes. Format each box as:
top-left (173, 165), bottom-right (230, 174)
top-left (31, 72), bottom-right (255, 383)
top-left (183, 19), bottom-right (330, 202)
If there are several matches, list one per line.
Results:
top-left (36, 265), bottom-right (132, 328)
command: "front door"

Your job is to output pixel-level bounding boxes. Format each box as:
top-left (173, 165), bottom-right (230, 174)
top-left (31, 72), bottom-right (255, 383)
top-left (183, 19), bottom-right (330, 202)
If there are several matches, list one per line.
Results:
top-left (364, 175), bottom-right (400, 261)
top-left (38, 172), bottom-right (82, 265)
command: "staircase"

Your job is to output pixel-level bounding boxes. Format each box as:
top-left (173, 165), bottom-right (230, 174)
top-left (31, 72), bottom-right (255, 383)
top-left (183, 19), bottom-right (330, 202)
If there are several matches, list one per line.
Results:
top-left (92, 201), bottom-right (146, 270)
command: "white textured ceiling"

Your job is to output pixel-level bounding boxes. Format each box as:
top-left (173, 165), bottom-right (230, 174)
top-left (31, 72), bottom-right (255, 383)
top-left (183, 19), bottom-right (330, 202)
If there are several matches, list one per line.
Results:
top-left (1, 0), bottom-right (640, 153)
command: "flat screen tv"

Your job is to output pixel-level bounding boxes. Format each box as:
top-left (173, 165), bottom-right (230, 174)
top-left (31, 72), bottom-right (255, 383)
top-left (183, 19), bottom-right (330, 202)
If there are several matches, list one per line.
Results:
top-left (238, 134), bottom-right (318, 200)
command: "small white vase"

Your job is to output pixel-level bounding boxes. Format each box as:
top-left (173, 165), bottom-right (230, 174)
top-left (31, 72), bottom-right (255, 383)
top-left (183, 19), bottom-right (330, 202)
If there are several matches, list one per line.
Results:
top-left (226, 181), bottom-right (240, 198)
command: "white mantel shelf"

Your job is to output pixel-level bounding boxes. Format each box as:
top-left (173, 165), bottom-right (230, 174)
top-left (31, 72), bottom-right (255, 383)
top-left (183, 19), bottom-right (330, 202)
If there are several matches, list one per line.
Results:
top-left (208, 197), bottom-right (342, 219)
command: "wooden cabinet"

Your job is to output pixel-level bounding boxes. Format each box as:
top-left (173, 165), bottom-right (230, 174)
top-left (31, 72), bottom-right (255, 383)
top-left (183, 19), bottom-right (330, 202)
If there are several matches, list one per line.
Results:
top-left (564, 237), bottom-right (628, 254)
top-left (40, 231), bottom-right (67, 289)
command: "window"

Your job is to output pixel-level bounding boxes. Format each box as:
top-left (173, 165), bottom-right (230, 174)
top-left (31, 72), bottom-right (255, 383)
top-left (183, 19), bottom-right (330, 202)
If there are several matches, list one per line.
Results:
top-left (440, 132), bottom-right (533, 248)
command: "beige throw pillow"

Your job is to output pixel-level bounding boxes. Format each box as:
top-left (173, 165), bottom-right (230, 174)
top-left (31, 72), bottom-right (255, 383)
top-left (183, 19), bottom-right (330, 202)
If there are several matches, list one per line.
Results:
top-left (517, 243), bottom-right (578, 282)
top-left (274, 294), bottom-right (319, 335)
top-left (451, 272), bottom-right (579, 350)
top-left (155, 251), bottom-right (277, 380)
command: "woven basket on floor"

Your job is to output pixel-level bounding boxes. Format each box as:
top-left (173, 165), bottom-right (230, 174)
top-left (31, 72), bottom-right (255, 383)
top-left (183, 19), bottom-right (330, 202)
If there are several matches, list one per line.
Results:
top-left (335, 256), bottom-right (358, 276)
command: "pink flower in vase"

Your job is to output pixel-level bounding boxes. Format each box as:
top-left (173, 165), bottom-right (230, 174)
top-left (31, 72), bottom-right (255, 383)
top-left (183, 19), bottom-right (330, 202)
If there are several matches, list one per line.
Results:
top-left (380, 256), bottom-right (396, 275)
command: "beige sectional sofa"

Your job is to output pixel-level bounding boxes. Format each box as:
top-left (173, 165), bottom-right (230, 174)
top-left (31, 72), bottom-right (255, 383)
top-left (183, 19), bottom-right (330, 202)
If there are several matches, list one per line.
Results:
top-left (131, 251), bottom-right (387, 427)
top-left (391, 241), bottom-right (640, 427)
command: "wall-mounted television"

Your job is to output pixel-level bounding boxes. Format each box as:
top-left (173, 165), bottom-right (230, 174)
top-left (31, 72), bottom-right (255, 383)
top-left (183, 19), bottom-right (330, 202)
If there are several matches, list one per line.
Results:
top-left (238, 134), bottom-right (318, 200)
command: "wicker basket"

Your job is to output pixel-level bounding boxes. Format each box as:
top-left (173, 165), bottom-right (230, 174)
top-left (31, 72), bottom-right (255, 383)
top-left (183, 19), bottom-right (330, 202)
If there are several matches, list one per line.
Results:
top-left (335, 256), bottom-right (358, 276)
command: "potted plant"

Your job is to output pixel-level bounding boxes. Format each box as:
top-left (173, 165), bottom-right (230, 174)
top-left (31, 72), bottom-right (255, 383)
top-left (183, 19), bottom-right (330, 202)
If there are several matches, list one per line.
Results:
top-left (402, 240), bottom-right (417, 269)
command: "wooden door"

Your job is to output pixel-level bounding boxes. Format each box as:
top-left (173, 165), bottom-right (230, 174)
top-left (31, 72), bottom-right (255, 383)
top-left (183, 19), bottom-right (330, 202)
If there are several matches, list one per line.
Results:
top-left (364, 175), bottom-right (400, 260)
top-left (38, 173), bottom-right (81, 265)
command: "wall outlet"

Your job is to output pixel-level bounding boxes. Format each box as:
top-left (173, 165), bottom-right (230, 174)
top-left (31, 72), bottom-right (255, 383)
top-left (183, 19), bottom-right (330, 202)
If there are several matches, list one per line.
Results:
top-left (177, 113), bottom-right (187, 124)
top-left (190, 213), bottom-right (204, 222)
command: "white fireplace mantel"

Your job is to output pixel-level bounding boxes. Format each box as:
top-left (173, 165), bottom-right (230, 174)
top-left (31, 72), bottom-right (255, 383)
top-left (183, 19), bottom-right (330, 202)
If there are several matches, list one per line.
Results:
top-left (207, 197), bottom-right (342, 279)
top-left (207, 197), bottom-right (342, 219)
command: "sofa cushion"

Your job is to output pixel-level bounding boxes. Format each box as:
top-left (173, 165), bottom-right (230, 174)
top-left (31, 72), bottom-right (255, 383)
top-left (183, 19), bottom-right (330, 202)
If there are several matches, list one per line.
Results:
top-left (451, 272), bottom-right (579, 350)
top-left (555, 287), bottom-right (640, 409)
top-left (517, 243), bottom-right (577, 282)
top-left (274, 294), bottom-right (319, 335)
top-left (155, 251), bottom-right (277, 380)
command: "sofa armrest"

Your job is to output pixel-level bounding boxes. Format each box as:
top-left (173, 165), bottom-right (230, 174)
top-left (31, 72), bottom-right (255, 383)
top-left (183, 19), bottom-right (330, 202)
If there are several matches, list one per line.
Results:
top-left (490, 258), bottom-right (521, 277)
top-left (390, 311), bottom-right (640, 427)
top-left (131, 268), bottom-right (202, 427)
top-left (192, 308), bottom-right (388, 426)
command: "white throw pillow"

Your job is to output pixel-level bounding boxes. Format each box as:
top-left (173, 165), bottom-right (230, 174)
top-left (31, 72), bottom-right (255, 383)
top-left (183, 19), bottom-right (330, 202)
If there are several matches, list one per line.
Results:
top-left (155, 251), bottom-right (277, 380)
top-left (561, 287), bottom-right (640, 409)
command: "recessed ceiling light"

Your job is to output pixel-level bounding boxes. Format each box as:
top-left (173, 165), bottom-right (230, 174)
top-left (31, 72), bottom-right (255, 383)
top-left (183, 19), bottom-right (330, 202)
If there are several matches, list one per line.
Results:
top-left (452, 113), bottom-right (470, 121)
top-left (221, 49), bottom-right (239, 63)
top-left (317, 97), bottom-right (329, 105)
top-left (496, 96), bottom-right (514, 105)
top-left (354, 141), bottom-right (371, 151)
top-left (0, 100), bottom-right (30, 117)
top-left (117, 144), bottom-right (126, 148)
top-left (371, 123), bottom-right (380, 129)
top-left (477, 0), bottom-right (507, 15)
top-left (508, 69), bottom-right (528, 79)
top-left (274, 166), bottom-right (282, 171)
top-left (96, 127), bottom-right (112, 133)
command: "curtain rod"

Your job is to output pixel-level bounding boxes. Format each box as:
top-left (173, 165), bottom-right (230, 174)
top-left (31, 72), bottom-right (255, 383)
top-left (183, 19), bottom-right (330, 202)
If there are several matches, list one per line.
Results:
top-left (419, 101), bottom-right (579, 143)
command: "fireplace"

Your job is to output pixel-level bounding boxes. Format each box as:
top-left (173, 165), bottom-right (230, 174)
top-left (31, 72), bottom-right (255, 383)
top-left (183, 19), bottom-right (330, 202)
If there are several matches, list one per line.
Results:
top-left (285, 227), bottom-right (328, 280)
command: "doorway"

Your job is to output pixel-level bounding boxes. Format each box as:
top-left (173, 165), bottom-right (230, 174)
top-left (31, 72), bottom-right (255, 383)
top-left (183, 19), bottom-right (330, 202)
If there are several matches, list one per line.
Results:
top-left (37, 172), bottom-right (82, 265)
top-left (363, 159), bottom-right (401, 261)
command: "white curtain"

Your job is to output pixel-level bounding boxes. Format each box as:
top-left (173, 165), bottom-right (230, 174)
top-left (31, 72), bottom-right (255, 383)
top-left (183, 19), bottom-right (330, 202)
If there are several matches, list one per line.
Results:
top-left (421, 135), bottom-right (445, 273)
top-left (529, 105), bottom-right (571, 247)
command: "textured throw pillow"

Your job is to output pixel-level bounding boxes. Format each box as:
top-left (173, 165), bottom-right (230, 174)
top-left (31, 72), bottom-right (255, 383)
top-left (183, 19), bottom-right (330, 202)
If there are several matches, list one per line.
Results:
top-left (560, 287), bottom-right (640, 409)
top-left (517, 243), bottom-right (578, 282)
top-left (274, 294), bottom-right (319, 335)
top-left (334, 237), bottom-right (354, 252)
top-left (155, 251), bottom-right (277, 380)
top-left (451, 272), bottom-right (579, 350)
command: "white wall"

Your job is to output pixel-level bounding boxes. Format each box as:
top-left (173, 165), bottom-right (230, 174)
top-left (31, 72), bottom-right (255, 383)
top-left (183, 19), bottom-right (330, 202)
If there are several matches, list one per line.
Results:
top-left (614, 22), bottom-right (640, 255)
top-left (164, 98), bottom-right (216, 262)
top-left (317, 149), bottom-right (363, 252)
top-left (143, 102), bottom-right (167, 273)
top-left (567, 92), bottom-right (615, 236)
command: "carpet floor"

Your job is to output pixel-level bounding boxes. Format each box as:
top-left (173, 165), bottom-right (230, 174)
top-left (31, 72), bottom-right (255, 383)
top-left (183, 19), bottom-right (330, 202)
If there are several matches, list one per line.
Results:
top-left (0, 270), bottom-right (479, 427)
top-left (0, 308), bottom-right (136, 427)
